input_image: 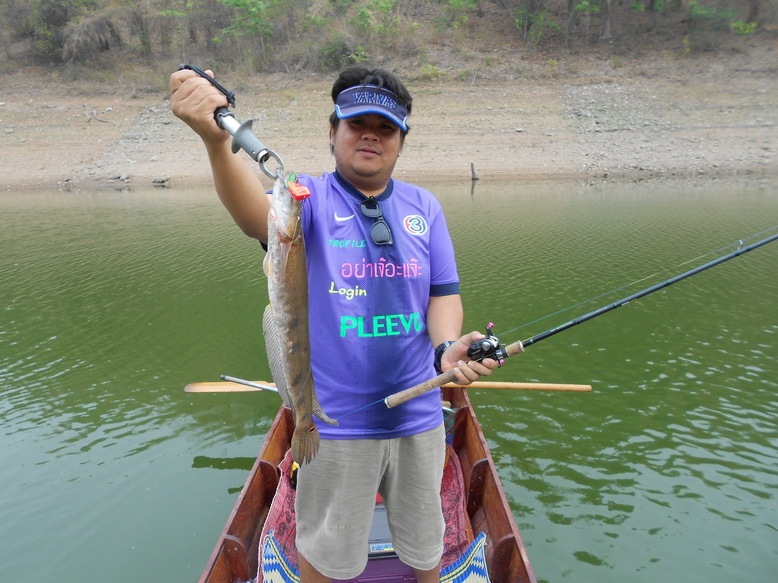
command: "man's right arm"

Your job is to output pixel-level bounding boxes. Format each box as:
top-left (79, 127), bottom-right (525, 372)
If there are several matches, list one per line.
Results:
top-left (170, 69), bottom-right (270, 244)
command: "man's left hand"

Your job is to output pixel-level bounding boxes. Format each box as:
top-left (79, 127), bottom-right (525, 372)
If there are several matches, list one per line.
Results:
top-left (441, 331), bottom-right (500, 385)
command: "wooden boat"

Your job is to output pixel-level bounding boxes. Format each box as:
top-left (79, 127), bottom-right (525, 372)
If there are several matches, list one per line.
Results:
top-left (198, 386), bottom-right (537, 583)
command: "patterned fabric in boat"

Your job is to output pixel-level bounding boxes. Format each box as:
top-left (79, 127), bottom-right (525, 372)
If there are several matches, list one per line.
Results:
top-left (258, 445), bottom-right (485, 581)
top-left (439, 532), bottom-right (489, 583)
top-left (260, 531), bottom-right (298, 583)
top-left (260, 531), bottom-right (489, 583)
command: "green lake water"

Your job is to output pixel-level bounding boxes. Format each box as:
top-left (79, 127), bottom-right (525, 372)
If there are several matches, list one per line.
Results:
top-left (1, 178), bottom-right (776, 582)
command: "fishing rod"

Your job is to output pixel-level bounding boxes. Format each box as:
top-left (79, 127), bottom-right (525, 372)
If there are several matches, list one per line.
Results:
top-left (179, 64), bottom-right (284, 179)
top-left (384, 231), bottom-right (778, 408)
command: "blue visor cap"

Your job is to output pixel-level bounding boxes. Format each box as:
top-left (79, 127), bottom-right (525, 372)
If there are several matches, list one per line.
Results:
top-left (334, 85), bottom-right (409, 132)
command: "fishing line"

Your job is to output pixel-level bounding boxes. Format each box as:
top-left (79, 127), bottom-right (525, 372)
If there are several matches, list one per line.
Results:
top-left (338, 228), bottom-right (778, 417)
top-left (378, 230), bottom-right (778, 409)
top-left (337, 398), bottom-right (387, 419)
top-left (495, 226), bottom-right (778, 343)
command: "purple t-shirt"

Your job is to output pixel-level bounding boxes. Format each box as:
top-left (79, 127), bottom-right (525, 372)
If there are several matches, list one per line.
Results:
top-left (294, 171), bottom-right (460, 439)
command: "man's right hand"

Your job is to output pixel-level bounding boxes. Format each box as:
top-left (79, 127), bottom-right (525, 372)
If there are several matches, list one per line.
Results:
top-left (169, 68), bottom-right (230, 146)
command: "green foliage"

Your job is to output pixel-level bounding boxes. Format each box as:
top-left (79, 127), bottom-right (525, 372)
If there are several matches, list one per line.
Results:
top-left (682, 34), bottom-right (692, 55)
top-left (353, 7), bottom-right (374, 32)
top-left (219, 0), bottom-right (274, 38)
top-left (573, 0), bottom-right (602, 38)
top-left (352, 0), bottom-right (398, 35)
top-left (574, 0), bottom-right (601, 15)
top-left (160, 8), bottom-right (186, 17)
top-left (631, 0), bottom-right (666, 12)
top-left (419, 63), bottom-right (442, 80)
top-left (301, 14), bottom-right (326, 31)
top-left (515, 7), bottom-right (560, 43)
top-left (436, 0), bottom-right (478, 28)
top-left (3, 0), bottom-right (771, 74)
top-left (22, 0), bottom-right (100, 60)
top-left (328, 0), bottom-right (350, 14)
top-left (688, 1), bottom-right (736, 30)
top-left (24, 0), bottom-right (74, 58)
top-left (318, 31), bottom-right (353, 70)
top-left (215, 0), bottom-right (295, 68)
top-left (348, 45), bottom-right (370, 64)
top-left (730, 20), bottom-right (756, 36)
top-left (27, 23), bottom-right (58, 57)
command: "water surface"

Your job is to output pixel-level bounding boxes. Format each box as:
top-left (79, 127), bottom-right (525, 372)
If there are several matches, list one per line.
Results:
top-left (1, 179), bottom-right (776, 582)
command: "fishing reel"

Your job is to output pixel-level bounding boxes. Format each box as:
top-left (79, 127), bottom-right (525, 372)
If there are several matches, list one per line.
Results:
top-left (467, 323), bottom-right (508, 366)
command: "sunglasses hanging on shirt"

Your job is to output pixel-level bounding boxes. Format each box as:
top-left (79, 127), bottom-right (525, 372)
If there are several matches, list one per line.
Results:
top-left (360, 198), bottom-right (393, 246)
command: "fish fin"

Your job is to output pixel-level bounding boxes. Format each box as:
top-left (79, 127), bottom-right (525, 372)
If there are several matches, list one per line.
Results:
top-left (263, 304), bottom-right (292, 408)
top-left (291, 424), bottom-right (320, 465)
top-left (302, 368), bottom-right (338, 427)
top-left (262, 251), bottom-right (273, 278)
top-left (313, 392), bottom-right (339, 426)
top-left (275, 237), bottom-right (291, 284)
top-left (264, 205), bottom-right (293, 282)
top-left (291, 216), bottom-right (303, 241)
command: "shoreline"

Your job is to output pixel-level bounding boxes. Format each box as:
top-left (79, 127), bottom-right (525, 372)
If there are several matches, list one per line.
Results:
top-left (8, 165), bottom-right (775, 193)
top-left (1, 50), bottom-right (776, 192)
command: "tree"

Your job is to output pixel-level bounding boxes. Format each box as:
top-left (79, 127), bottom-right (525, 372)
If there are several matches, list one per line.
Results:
top-left (746, 0), bottom-right (774, 25)
top-left (600, 0), bottom-right (614, 39)
top-left (24, 0), bottom-right (75, 59)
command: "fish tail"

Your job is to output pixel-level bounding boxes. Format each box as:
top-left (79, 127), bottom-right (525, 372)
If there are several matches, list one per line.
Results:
top-left (291, 423), bottom-right (320, 465)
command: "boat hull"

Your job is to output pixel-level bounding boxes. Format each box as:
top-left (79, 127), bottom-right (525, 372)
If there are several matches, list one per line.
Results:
top-left (198, 387), bottom-right (537, 583)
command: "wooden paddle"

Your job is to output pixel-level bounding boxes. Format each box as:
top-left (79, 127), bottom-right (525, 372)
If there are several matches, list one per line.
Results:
top-left (184, 379), bottom-right (592, 393)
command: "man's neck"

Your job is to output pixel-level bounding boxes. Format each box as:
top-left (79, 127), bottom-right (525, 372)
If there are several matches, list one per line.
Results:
top-left (334, 169), bottom-right (393, 200)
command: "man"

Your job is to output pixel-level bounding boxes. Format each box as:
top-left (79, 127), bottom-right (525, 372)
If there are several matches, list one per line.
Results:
top-left (170, 65), bottom-right (498, 582)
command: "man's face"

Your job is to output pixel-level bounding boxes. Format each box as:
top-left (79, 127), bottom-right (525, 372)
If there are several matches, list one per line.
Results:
top-left (331, 113), bottom-right (404, 196)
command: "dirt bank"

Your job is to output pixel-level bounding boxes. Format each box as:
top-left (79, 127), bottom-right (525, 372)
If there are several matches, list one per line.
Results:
top-left (1, 47), bottom-right (776, 191)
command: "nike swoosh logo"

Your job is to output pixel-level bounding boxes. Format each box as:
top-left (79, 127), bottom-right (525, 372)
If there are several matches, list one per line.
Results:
top-left (334, 212), bottom-right (356, 222)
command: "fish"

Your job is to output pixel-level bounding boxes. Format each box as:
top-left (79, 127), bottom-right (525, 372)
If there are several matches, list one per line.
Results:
top-left (262, 169), bottom-right (337, 464)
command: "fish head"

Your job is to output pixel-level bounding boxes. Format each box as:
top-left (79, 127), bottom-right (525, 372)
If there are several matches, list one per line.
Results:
top-left (271, 170), bottom-right (309, 239)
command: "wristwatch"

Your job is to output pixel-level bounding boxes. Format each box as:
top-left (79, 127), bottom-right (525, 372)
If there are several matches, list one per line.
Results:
top-left (434, 340), bottom-right (457, 375)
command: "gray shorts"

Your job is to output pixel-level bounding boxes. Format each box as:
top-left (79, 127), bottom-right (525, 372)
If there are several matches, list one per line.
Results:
top-left (295, 424), bottom-right (446, 579)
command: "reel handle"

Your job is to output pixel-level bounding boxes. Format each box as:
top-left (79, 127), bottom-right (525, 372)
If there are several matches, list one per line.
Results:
top-left (467, 323), bottom-right (508, 364)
